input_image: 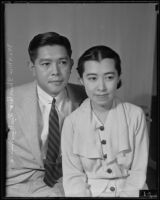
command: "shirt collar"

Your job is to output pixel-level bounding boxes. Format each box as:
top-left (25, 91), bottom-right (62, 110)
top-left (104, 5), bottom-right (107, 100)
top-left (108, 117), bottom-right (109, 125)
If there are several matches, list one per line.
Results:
top-left (37, 84), bottom-right (67, 106)
top-left (80, 98), bottom-right (106, 129)
top-left (77, 98), bottom-right (131, 163)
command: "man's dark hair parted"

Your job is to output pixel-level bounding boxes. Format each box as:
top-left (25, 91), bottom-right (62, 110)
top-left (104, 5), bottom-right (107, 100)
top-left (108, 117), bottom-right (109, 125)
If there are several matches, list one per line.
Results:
top-left (28, 32), bottom-right (72, 63)
top-left (77, 45), bottom-right (122, 89)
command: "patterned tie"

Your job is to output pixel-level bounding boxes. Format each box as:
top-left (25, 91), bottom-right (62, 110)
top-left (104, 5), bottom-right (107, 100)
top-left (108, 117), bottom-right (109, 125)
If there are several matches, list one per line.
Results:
top-left (43, 98), bottom-right (62, 187)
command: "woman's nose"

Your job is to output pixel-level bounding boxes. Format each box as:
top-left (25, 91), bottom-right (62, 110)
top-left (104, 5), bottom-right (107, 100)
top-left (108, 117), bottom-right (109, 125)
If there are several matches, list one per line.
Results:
top-left (98, 78), bottom-right (106, 91)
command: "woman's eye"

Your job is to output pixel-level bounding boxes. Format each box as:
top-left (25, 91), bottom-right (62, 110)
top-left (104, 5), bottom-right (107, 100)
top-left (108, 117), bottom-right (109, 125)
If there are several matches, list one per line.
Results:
top-left (42, 62), bottom-right (50, 67)
top-left (88, 77), bottom-right (97, 81)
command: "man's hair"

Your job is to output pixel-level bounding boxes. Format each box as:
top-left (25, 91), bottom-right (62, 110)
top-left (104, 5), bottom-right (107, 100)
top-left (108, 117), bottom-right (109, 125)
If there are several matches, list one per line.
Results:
top-left (28, 32), bottom-right (72, 63)
top-left (77, 45), bottom-right (122, 89)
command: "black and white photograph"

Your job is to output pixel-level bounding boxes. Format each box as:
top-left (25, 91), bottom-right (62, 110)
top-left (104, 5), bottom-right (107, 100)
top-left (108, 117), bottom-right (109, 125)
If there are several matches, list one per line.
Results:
top-left (1, 1), bottom-right (158, 198)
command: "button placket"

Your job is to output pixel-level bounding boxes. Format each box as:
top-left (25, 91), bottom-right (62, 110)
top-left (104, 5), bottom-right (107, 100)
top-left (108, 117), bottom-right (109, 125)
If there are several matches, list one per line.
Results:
top-left (98, 126), bottom-right (108, 161)
top-left (101, 144), bottom-right (107, 161)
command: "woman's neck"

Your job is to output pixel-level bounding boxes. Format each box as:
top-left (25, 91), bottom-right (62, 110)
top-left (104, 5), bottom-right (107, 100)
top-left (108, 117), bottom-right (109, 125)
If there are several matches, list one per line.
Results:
top-left (91, 100), bottom-right (113, 124)
top-left (91, 100), bottom-right (113, 113)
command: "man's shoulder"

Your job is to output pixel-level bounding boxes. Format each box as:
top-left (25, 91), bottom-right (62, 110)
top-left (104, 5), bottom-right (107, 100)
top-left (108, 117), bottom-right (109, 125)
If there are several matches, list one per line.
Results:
top-left (6, 81), bottom-right (36, 107)
top-left (68, 83), bottom-right (85, 92)
top-left (7, 81), bottom-right (36, 96)
top-left (67, 83), bottom-right (87, 103)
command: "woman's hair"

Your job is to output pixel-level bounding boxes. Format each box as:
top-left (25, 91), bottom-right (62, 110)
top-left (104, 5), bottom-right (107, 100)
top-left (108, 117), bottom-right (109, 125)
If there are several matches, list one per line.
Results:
top-left (77, 45), bottom-right (122, 89)
top-left (28, 32), bottom-right (72, 63)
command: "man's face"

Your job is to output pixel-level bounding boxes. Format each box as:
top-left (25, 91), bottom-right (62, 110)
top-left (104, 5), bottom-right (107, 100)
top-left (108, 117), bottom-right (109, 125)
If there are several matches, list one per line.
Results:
top-left (32, 45), bottom-right (73, 97)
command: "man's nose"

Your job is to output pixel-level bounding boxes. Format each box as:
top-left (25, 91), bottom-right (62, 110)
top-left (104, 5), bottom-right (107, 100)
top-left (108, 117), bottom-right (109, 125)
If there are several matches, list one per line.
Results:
top-left (50, 62), bottom-right (59, 75)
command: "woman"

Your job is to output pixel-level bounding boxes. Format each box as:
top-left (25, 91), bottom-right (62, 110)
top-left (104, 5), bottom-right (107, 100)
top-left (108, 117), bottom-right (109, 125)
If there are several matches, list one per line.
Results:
top-left (61, 45), bottom-right (149, 197)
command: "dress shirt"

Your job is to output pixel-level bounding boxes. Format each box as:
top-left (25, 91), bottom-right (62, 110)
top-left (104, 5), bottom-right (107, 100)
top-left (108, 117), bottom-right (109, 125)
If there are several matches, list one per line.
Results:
top-left (37, 85), bottom-right (72, 159)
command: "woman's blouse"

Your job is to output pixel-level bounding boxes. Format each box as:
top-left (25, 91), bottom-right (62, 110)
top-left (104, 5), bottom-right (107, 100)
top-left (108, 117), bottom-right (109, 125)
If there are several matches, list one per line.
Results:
top-left (61, 98), bottom-right (149, 197)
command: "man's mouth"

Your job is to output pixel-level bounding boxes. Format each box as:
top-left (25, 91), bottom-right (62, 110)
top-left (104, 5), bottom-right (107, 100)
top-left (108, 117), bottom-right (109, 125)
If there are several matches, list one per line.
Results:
top-left (48, 80), bottom-right (63, 85)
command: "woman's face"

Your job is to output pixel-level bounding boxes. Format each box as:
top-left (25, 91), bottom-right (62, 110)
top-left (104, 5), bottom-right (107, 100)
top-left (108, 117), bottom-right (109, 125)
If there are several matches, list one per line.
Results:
top-left (80, 58), bottom-right (120, 110)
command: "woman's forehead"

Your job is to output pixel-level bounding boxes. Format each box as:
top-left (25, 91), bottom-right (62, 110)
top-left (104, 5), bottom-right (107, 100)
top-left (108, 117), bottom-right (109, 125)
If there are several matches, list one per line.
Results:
top-left (84, 58), bottom-right (116, 73)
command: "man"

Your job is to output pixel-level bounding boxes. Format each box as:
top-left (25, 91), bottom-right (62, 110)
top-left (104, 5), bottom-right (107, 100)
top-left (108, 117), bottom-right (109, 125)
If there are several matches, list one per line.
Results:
top-left (6, 32), bottom-right (87, 197)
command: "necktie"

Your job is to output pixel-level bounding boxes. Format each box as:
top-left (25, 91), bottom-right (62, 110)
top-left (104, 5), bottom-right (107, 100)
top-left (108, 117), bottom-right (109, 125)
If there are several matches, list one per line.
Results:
top-left (43, 98), bottom-right (62, 187)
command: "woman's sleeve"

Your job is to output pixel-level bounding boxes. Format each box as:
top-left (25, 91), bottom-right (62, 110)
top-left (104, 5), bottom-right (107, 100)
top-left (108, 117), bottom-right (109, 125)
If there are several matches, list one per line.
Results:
top-left (119, 108), bottom-right (149, 197)
top-left (61, 116), bottom-right (92, 197)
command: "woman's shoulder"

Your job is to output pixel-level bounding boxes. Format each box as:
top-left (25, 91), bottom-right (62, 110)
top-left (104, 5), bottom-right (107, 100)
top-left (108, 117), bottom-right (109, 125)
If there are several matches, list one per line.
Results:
top-left (65, 98), bottom-right (90, 121)
top-left (122, 101), bottom-right (145, 119)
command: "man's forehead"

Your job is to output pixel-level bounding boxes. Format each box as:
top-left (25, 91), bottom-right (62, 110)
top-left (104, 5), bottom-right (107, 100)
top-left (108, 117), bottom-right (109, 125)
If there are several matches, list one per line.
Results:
top-left (37, 45), bottom-right (69, 58)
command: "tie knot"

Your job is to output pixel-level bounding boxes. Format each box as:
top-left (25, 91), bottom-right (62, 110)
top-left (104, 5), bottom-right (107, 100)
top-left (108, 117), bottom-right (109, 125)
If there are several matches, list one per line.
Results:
top-left (52, 98), bottom-right (56, 105)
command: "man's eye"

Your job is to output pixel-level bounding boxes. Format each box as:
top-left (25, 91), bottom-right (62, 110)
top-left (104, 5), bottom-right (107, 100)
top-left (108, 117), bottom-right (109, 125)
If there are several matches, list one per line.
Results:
top-left (106, 76), bottom-right (114, 80)
top-left (59, 60), bottom-right (68, 65)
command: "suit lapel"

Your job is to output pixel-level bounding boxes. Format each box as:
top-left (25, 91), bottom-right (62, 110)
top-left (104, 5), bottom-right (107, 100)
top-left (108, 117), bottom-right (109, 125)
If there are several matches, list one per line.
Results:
top-left (66, 84), bottom-right (80, 110)
top-left (18, 82), bottom-right (43, 166)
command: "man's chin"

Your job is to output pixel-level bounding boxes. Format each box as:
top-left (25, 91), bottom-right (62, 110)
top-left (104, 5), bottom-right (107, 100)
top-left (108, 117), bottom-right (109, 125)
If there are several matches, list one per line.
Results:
top-left (48, 86), bottom-right (65, 97)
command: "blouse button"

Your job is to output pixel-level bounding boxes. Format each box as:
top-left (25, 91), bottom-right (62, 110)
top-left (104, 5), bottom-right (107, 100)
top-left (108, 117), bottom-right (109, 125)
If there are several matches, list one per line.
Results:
top-left (110, 186), bottom-right (115, 192)
top-left (107, 168), bottom-right (112, 173)
top-left (101, 140), bottom-right (106, 144)
top-left (99, 126), bottom-right (104, 131)
top-left (103, 154), bottom-right (107, 159)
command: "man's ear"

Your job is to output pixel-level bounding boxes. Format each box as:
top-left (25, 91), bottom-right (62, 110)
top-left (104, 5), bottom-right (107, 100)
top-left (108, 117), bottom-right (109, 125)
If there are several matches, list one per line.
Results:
top-left (79, 78), bottom-right (84, 86)
top-left (28, 61), bottom-right (36, 76)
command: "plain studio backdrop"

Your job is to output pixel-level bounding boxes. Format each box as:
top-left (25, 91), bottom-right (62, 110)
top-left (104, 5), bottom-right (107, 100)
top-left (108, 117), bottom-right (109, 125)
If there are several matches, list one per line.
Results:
top-left (5, 3), bottom-right (157, 120)
top-left (4, 2), bottom-right (158, 191)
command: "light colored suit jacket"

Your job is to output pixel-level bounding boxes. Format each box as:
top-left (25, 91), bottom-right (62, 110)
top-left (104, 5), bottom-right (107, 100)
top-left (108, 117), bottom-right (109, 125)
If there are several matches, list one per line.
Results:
top-left (61, 98), bottom-right (149, 197)
top-left (6, 81), bottom-right (87, 196)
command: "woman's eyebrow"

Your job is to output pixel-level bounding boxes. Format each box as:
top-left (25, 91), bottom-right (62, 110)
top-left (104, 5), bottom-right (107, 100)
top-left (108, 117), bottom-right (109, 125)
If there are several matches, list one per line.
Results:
top-left (86, 73), bottom-right (97, 76)
top-left (104, 72), bottom-right (116, 75)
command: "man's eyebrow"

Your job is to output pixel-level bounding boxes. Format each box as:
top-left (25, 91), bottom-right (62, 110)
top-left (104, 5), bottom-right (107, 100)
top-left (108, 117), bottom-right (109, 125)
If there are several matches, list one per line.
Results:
top-left (39, 57), bottom-right (69, 62)
top-left (58, 56), bottom-right (69, 60)
top-left (39, 58), bottom-right (52, 62)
